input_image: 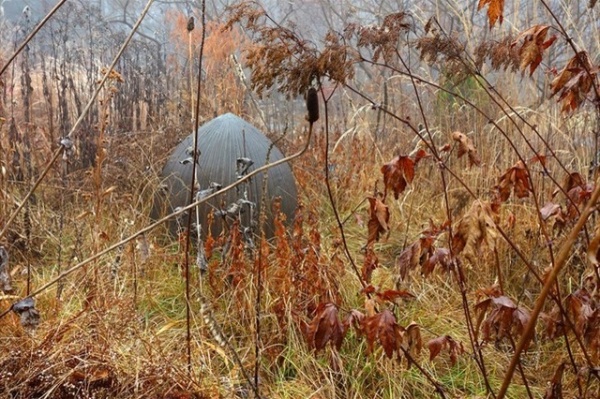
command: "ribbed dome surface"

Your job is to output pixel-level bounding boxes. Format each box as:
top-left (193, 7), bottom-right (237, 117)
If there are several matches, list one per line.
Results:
top-left (154, 113), bottom-right (298, 237)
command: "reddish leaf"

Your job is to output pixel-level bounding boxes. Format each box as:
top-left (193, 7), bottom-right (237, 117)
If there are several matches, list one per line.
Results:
top-left (362, 248), bottom-right (379, 283)
top-left (451, 131), bottom-right (480, 167)
top-left (421, 247), bottom-right (452, 277)
top-left (427, 335), bottom-right (464, 366)
top-left (478, 0), bottom-right (505, 28)
top-left (495, 160), bottom-right (531, 202)
top-left (512, 25), bottom-right (556, 76)
top-left (367, 196), bottom-right (389, 245)
top-left (306, 303), bottom-right (346, 352)
top-left (474, 294), bottom-right (531, 347)
top-left (363, 309), bottom-right (402, 358)
top-left (381, 155), bottom-right (415, 200)
top-left (544, 362), bottom-right (566, 399)
top-left (375, 289), bottom-right (415, 304)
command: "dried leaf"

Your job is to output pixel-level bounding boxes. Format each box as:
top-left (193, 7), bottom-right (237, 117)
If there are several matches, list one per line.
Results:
top-left (451, 131), bottom-right (480, 167)
top-left (375, 289), bottom-right (415, 304)
top-left (421, 247), bottom-right (452, 277)
top-left (478, 0), bottom-right (505, 28)
top-left (474, 294), bottom-right (531, 347)
top-left (427, 335), bottom-right (465, 366)
top-left (306, 303), bottom-right (346, 352)
top-left (363, 309), bottom-right (403, 358)
top-left (452, 201), bottom-right (498, 263)
top-left (495, 160), bottom-right (531, 202)
top-left (381, 155), bottom-right (415, 200)
top-left (367, 196), bottom-right (389, 245)
top-left (544, 362), bottom-right (566, 399)
top-left (550, 52), bottom-right (597, 113)
top-left (362, 248), bottom-right (379, 283)
top-left (512, 25), bottom-right (556, 76)
top-left (540, 203), bottom-right (562, 220)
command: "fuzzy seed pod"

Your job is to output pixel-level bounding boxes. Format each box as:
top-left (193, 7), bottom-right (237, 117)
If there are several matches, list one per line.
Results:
top-left (306, 87), bottom-right (319, 123)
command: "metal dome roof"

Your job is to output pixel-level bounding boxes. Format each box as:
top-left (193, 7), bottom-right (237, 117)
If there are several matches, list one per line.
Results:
top-left (154, 113), bottom-right (298, 237)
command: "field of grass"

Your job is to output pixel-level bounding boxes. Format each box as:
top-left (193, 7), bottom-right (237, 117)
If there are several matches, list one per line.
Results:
top-left (1, 1), bottom-right (600, 398)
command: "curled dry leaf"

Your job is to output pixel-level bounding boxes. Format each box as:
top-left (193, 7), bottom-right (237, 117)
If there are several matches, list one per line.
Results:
top-left (306, 303), bottom-right (346, 352)
top-left (550, 51), bottom-right (597, 113)
top-left (427, 335), bottom-right (465, 366)
top-left (363, 309), bottom-right (403, 358)
top-left (474, 294), bottom-right (531, 348)
top-left (478, 0), bottom-right (505, 28)
top-left (362, 248), bottom-right (379, 283)
top-left (451, 131), bottom-right (481, 167)
top-left (544, 362), bottom-right (566, 399)
top-left (511, 25), bottom-right (556, 76)
top-left (495, 160), bottom-right (531, 202)
top-left (402, 322), bottom-right (422, 368)
top-left (367, 196), bottom-right (389, 246)
top-left (452, 200), bottom-right (498, 263)
top-left (381, 155), bottom-right (415, 200)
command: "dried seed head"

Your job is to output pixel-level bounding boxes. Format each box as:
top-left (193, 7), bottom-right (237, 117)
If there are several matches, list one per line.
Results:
top-left (306, 87), bottom-right (319, 123)
top-left (187, 16), bottom-right (195, 32)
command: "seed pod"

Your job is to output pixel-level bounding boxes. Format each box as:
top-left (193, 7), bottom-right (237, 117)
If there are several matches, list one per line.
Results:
top-left (187, 16), bottom-right (195, 32)
top-left (306, 87), bottom-right (319, 123)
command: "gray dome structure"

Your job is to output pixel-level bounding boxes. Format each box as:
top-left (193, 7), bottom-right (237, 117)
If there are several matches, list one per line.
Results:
top-left (154, 113), bottom-right (298, 237)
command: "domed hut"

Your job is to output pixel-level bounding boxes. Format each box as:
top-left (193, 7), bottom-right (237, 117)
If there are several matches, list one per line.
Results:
top-left (154, 113), bottom-right (298, 237)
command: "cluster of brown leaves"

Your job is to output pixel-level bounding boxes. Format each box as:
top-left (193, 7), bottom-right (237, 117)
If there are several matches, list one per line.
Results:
top-left (550, 51), bottom-right (599, 113)
top-left (396, 221), bottom-right (452, 281)
top-left (494, 160), bottom-right (531, 202)
top-left (511, 25), bottom-right (557, 76)
top-left (543, 287), bottom-right (600, 362)
top-left (306, 301), bottom-right (423, 365)
top-left (225, 4), bottom-right (354, 97)
top-left (474, 289), bottom-right (532, 348)
top-left (452, 201), bottom-right (498, 264)
top-left (345, 12), bottom-right (411, 64)
top-left (415, 29), bottom-right (468, 78)
top-left (474, 35), bottom-right (519, 73)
